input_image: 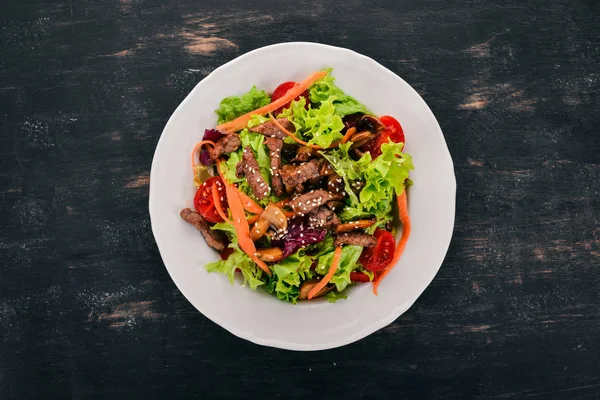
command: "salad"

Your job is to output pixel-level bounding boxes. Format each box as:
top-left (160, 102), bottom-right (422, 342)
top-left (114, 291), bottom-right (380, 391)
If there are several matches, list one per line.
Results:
top-left (180, 69), bottom-right (413, 303)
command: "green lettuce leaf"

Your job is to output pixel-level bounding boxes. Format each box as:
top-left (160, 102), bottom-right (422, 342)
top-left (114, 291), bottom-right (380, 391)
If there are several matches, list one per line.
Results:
top-left (316, 245), bottom-right (364, 291)
top-left (326, 290), bottom-right (348, 303)
top-left (322, 141), bottom-right (413, 226)
top-left (205, 248), bottom-right (266, 290)
top-left (279, 97), bottom-right (344, 148)
top-left (268, 250), bottom-right (315, 304)
top-left (215, 86), bottom-right (271, 124)
top-left (309, 69), bottom-right (371, 117)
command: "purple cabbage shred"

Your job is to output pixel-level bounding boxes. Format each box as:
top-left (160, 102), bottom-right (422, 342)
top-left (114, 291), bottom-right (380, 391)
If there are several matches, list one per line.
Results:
top-left (199, 129), bottom-right (224, 165)
top-left (272, 217), bottom-right (327, 258)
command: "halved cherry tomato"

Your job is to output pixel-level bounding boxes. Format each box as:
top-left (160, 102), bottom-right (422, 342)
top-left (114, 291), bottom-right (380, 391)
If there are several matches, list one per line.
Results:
top-left (350, 271), bottom-right (371, 282)
top-left (361, 115), bottom-right (405, 158)
top-left (380, 115), bottom-right (405, 144)
top-left (193, 176), bottom-right (228, 223)
top-left (358, 228), bottom-right (396, 272)
top-left (271, 81), bottom-right (310, 115)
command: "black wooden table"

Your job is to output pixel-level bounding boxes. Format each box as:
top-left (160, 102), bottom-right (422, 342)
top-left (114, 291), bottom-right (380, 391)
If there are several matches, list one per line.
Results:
top-left (1, 1), bottom-right (599, 398)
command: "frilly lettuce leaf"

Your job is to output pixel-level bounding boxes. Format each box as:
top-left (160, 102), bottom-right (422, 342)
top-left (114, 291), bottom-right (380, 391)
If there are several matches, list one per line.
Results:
top-left (279, 97), bottom-right (344, 148)
top-left (315, 245), bottom-right (364, 291)
top-left (322, 141), bottom-right (413, 226)
top-left (266, 250), bottom-right (315, 304)
top-left (309, 69), bottom-right (371, 117)
top-left (215, 86), bottom-right (271, 124)
top-left (205, 247), bottom-right (266, 290)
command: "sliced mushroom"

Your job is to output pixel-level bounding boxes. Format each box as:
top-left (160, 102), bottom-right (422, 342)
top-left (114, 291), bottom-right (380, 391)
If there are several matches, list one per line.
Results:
top-left (292, 146), bottom-right (319, 163)
top-left (256, 247), bottom-right (284, 262)
top-left (357, 115), bottom-right (385, 133)
top-left (250, 203), bottom-right (288, 241)
top-left (335, 219), bottom-right (376, 233)
top-left (350, 130), bottom-right (374, 143)
top-left (298, 280), bottom-right (335, 300)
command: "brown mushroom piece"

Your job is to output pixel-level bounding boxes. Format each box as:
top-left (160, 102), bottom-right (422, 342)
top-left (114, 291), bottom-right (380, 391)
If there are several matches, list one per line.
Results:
top-left (250, 203), bottom-right (288, 241)
top-left (256, 247), bottom-right (284, 262)
top-left (356, 115), bottom-right (386, 134)
top-left (298, 280), bottom-right (335, 300)
top-left (349, 130), bottom-right (376, 148)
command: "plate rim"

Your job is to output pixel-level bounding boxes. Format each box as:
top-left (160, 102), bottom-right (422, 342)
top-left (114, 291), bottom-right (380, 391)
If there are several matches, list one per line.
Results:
top-left (149, 41), bottom-right (456, 351)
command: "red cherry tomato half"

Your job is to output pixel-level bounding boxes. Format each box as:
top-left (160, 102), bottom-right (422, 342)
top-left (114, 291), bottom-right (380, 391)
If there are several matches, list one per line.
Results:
top-left (361, 115), bottom-right (405, 158)
top-left (193, 176), bottom-right (228, 224)
top-left (350, 272), bottom-right (371, 283)
top-left (358, 228), bottom-right (396, 272)
top-left (379, 115), bottom-right (405, 145)
top-left (271, 81), bottom-right (310, 115)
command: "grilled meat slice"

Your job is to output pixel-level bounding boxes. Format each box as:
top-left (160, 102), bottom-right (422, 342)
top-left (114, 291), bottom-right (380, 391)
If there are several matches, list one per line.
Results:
top-left (180, 208), bottom-right (227, 251)
top-left (265, 137), bottom-right (284, 197)
top-left (333, 232), bottom-right (378, 247)
top-left (280, 162), bottom-right (320, 190)
top-left (210, 133), bottom-right (241, 162)
top-left (289, 189), bottom-right (344, 216)
top-left (249, 118), bottom-right (295, 140)
top-left (306, 206), bottom-right (340, 230)
top-left (236, 146), bottom-right (270, 200)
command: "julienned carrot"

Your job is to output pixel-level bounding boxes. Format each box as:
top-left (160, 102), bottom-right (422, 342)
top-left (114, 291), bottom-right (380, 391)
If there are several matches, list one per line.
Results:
top-left (268, 113), bottom-right (322, 149)
top-left (372, 190), bottom-right (411, 295)
top-left (212, 182), bottom-right (230, 222)
top-left (308, 246), bottom-right (343, 300)
top-left (283, 210), bottom-right (294, 219)
top-left (216, 70), bottom-right (328, 133)
top-left (191, 140), bottom-right (216, 172)
top-left (237, 191), bottom-right (264, 214)
top-left (217, 161), bottom-right (271, 275)
top-left (335, 127), bottom-right (357, 146)
top-left (274, 198), bottom-right (291, 207)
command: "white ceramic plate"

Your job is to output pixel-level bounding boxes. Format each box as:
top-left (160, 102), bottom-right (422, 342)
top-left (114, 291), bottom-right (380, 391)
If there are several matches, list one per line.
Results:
top-left (149, 42), bottom-right (455, 351)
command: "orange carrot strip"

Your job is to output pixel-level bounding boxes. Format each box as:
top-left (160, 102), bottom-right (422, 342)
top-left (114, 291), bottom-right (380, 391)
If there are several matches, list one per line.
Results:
top-left (191, 140), bottom-right (216, 172)
top-left (246, 214), bottom-right (260, 224)
top-left (212, 182), bottom-right (230, 222)
top-left (237, 191), bottom-right (264, 214)
top-left (274, 198), bottom-right (291, 207)
top-left (308, 246), bottom-right (343, 300)
top-left (283, 210), bottom-right (295, 219)
top-left (267, 113), bottom-right (322, 149)
top-left (216, 70), bottom-right (328, 133)
top-left (328, 127), bottom-right (357, 148)
top-left (222, 177), bottom-right (271, 276)
top-left (372, 190), bottom-right (411, 295)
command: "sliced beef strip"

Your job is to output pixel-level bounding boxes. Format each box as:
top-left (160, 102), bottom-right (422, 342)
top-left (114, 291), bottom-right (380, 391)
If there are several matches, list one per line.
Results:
top-left (327, 174), bottom-right (344, 195)
top-left (334, 232), bottom-right (378, 247)
top-left (265, 137), bottom-right (285, 197)
top-left (180, 208), bottom-right (227, 251)
top-left (307, 206), bottom-right (340, 230)
top-left (249, 118), bottom-right (295, 140)
top-left (210, 133), bottom-right (241, 162)
top-left (326, 200), bottom-right (345, 211)
top-left (236, 146), bottom-right (270, 200)
top-left (280, 161), bottom-right (320, 190)
top-left (289, 189), bottom-right (344, 216)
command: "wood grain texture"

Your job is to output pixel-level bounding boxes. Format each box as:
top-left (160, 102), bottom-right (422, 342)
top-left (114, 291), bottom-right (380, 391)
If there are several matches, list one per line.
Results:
top-left (1, 0), bottom-right (599, 398)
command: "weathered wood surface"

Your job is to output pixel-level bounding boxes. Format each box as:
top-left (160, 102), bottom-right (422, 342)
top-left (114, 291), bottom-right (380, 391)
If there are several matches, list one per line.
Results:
top-left (1, 0), bottom-right (599, 398)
